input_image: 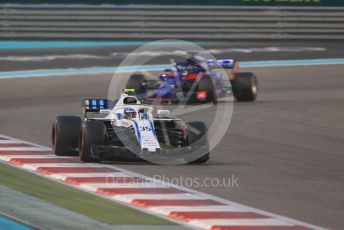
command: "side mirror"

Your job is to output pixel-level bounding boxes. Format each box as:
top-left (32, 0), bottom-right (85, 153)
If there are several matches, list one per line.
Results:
top-left (157, 110), bottom-right (170, 116)
top-left (99, 109), bottom-right (111, 114)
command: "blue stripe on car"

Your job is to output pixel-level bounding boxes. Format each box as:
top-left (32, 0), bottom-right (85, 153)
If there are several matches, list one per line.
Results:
top-left (149, 120), bottom-right (157, 138)
top-left (131, 120), bottom-right (142, 147)
top-left (99, 99), bottom-right (104, 108)
top-left (91, 99), bottom-right (97, 109)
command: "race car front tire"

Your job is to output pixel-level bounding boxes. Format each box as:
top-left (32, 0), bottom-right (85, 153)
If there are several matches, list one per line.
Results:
top-left (197, 75), bottom-right (218, 104)
top-left (187, 121), bottom-right (210, 164)
top-left (52, 116), bottom-right (81, 156)
top-left (79, 120), bottom-right (106, 162)
top-left (231, 72), bottom-right (258, 102)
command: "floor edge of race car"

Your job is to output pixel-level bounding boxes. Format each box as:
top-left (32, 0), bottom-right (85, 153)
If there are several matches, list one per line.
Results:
top-left (0, 134), bottom-right (327, 230)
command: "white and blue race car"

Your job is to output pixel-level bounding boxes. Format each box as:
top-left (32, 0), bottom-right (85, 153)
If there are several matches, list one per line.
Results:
top-left (52, 89), bottom-right (209, 164)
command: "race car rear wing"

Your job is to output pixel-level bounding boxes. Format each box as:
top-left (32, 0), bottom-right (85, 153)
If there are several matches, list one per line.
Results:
top-left (82, 99), bottom-right (113, 117)
top-left (207, 59), bottom-right (236, 69)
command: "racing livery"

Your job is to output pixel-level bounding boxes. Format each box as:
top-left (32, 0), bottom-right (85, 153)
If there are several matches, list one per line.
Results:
top-left (126, 57), bottom-right (258, 103)
top-left (52, 90), bottom-right (209, 164)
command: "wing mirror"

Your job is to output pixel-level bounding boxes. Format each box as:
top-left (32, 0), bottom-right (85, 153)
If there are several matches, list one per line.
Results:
top-left (157, 110), bottom-right (170, 116)
top-left (99, 109), bottom-right (111, 114)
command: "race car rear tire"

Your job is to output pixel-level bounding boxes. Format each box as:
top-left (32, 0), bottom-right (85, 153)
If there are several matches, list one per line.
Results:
top-left (79, 120), bottom-right (106, 162)
top-left (197, 75), bottom-right (218, 104)
top-left (164, 69), bottom-right (173, 73)
top-left (126, 74), bottom-right (147, 93)
top-left (52, 116), bottom-right (81, 156)
top-left (187, 121), bottom-right (210, 164)
top-left (232, 72), bottom-right (258, 102)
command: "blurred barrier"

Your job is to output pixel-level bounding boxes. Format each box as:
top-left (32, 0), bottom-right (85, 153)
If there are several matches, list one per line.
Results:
top-left (0, 4), bottom-right (344, 40)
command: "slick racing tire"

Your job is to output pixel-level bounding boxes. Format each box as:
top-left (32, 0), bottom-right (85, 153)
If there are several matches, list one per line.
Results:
top-left (126, 74), bottom-right (147, 93)
top-left (163, 69), bottom-right (173, 73)
top-left (79, 120), bottom-right (106, 163)
top-left (197, 75), bottom-right (218, 104)
top-left (52, 116), bottom-right (81, 156)
top-left (187, 121), bottom-right (210, 164)
top-left (231, 72), bottom-right (258, 102)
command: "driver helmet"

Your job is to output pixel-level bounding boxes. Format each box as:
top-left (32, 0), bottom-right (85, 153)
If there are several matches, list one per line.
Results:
top-left (124, 108), bottom-right (136, 119)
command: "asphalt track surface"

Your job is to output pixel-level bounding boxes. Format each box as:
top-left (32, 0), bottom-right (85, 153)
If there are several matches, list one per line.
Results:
top-left (1, 41), bottom-right (344, 72)
top-left (0, 42), bottom-right (343, 229)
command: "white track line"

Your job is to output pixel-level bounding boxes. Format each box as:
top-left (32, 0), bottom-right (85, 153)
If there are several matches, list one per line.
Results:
top-left (0, 155), bottom-right (67, 159)
top-left (52, 172), bottom-right (128, 180)
top-left (149, 205), bottom-right (248, 215)
top-left (20, 162), bottom-right (112, 168)
top-left (75, 181), bottom-right (156, 188)
top-left (0, 134), bottom-right (52, 151)
top-left (80, 182), bottom-right (171, 191)
top-left (113, 193), bottom-right (202, 203)
top-left (0, 140), bottom-right (24, 144)
top-left (189, 218), bottom-right (294, 228)
top-left (0, 155), bottom-right (55, 161)
top-left (0, 147), bottom-right (46, 151)
top-left (21, 163), bottom-right (106, 171)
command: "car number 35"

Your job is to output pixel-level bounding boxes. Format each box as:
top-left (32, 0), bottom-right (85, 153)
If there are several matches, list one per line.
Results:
top-left (140, 126), bottom-right (152, 131)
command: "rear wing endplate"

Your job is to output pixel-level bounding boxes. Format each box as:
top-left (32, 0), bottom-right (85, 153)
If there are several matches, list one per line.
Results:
top-left (82, 99), bottom-right (113, 117)
top-left (207, 59), bottom-right (236, 69)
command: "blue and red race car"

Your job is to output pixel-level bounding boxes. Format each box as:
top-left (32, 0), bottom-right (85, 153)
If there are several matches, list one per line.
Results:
top-left (126, 57), bottom-right (258, 103)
